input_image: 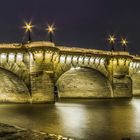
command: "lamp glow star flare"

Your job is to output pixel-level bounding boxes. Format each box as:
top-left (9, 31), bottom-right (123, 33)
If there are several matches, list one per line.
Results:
top-left (23, 21), bottom-right (34, 42)
top-left (46, 24), bottom-right (55, 42)
top-left (120, 38), bottom-right (128, 51)
top-left (108, 35), bottom-right (116, 51)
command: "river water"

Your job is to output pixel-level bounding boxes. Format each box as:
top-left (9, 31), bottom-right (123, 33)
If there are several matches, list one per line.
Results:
top-left (0, 98), bottom-right (140, 140)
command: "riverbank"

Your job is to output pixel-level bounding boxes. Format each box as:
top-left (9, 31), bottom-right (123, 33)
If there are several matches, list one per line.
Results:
top-left (0, 123), bottom-right (76, 140)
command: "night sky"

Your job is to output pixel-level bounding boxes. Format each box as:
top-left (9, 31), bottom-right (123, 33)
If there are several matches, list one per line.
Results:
top-left (0, 0), bottom-right (139, 54)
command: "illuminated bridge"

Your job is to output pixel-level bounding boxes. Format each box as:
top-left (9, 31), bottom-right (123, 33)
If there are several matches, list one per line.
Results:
top-left (0, 41), bottom-right (140, 103)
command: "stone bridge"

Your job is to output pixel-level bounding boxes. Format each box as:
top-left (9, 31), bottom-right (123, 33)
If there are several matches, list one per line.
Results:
top-left (0, 41), bottom-right (140, 103)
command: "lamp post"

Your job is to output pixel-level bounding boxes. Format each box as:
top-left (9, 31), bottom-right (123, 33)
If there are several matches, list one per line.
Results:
top-left (120, 38), bottom-right (128, 51)
top-left (23, 21), bottom-right (34, 43)
top-left (108, 35), bottom-right (116, 51)
top-left (46, 24), bottom-right (55, 42)
top-left (23, 21), bottom-right (34, 99)
top-left (107, 34), bottom-right (116, 97)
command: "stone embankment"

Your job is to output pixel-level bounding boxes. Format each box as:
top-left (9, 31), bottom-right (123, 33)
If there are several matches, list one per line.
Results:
top-left (0, 123), bottom-right (78, 140)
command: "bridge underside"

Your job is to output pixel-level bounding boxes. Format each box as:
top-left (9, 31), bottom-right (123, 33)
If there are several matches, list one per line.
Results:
top-left (0, 68), bottom-right (30, 103)
top-left (57, 67), bottom-right (112, 98)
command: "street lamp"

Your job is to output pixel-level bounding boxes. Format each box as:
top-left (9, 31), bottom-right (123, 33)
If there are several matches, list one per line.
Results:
top-left (23, 21), bottom-right (34, 43)
top-left (108, 34), bottom-right (116, 51)
top-left (107, 34), bottom-right (116, 97)
top-left (120, 38), bottom-right (128, 51)
top-left (46, 24), bottom-right (55, 42)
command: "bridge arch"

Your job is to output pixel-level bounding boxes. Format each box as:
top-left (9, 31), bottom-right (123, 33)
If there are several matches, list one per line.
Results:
top-left (56, 67), bottom-right (112, 98)
top-left (0, 60), bottom-right (29, 86)
top-left (0, 67), bottom-right (30, 103)
top-left (54, 60), bottom-right (108, 82)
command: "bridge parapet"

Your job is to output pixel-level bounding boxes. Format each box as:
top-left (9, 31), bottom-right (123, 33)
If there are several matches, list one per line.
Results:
top-left (24, 41), bottom-right (55, 48)
top-left (0, 43), bottom-right (21, 49)
top-left (58, 46), bottom-right (130, 56)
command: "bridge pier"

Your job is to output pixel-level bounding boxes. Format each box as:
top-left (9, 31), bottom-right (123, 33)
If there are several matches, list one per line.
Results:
top-left (107, 56), bottom-right (133, 98)
top-left (30, 70), bottom-right (54, 103)
top-left (112, 75), bottom-right (132, 98)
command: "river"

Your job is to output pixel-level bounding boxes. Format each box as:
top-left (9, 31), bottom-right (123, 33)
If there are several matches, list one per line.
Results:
top-left (0, 98), bottom-right (140, 140)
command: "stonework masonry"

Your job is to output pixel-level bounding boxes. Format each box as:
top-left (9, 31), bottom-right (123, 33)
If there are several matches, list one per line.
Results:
top-left (0, 41), bottom-right (139, 103)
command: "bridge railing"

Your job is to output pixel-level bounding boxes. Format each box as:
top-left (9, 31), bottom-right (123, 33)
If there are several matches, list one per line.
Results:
top-left (0, 43), bottom-right (21, 49)
top-left (57, 46), bottom-right (131, 56)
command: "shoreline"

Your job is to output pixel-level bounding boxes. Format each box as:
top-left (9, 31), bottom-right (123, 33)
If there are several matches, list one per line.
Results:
top-left (0, 123), bottom-right (80, 140)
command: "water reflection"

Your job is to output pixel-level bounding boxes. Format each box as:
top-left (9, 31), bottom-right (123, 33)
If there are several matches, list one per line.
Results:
top-left (131, 98), bottom-right (140, 137)
top-left (0, 99), bottom-right (140, 139)
top-left (55, 103), bottom-right (87, 137)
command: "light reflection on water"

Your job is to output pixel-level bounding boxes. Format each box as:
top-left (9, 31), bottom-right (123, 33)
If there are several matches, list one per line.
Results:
top-left (0, 98), bottom-right (140, 139)
top-left (55, 103), bottom-right (87, 138)
top-left (130, 98), bottom-right (140, 135)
